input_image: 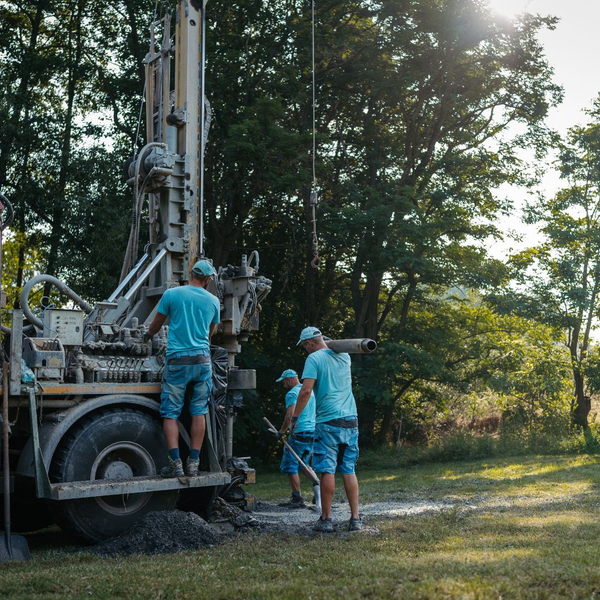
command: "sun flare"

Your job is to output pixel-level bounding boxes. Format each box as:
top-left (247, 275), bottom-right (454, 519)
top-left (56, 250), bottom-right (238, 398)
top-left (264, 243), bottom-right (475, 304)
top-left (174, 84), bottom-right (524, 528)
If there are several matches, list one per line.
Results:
top-left (487, 0), bottom-right (533, 18)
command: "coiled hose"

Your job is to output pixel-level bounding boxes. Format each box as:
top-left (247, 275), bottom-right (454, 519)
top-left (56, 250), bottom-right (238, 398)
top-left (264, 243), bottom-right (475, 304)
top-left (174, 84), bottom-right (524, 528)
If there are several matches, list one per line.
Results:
top-left (19, 275), bottom-right (93, 330)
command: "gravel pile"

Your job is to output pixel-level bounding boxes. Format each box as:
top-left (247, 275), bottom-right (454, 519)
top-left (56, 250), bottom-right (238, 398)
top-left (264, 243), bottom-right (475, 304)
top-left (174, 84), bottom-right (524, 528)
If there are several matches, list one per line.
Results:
top-left (91, 510), bottom-right (224, 557)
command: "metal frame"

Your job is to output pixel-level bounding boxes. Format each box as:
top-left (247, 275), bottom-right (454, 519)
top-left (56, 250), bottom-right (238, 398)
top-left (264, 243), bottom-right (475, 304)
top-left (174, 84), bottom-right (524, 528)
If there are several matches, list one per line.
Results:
top-left (47, 471), bottom-right (230, 501)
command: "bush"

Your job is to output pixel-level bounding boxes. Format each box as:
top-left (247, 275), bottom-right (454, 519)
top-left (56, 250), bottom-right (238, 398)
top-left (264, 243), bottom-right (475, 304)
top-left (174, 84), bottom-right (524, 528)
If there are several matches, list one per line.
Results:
top-left (359, 427), bottom-right (600, 470)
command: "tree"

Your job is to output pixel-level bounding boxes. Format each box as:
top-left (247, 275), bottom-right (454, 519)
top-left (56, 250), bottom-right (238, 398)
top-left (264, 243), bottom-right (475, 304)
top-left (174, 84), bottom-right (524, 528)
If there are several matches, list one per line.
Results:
top-left (503, 98), bottom-right (600, 428)
top-left (315, 0), bottom-right (560, 441)
top-left (0, 0), bottom-right (151, 302)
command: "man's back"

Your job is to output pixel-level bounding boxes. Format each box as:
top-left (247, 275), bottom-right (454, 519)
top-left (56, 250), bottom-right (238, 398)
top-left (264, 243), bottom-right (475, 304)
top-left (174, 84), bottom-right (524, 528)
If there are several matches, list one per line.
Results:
top-left (302, 349), bottom-right (357, 423)
top-left (157, 286), bottom-right (220, 356)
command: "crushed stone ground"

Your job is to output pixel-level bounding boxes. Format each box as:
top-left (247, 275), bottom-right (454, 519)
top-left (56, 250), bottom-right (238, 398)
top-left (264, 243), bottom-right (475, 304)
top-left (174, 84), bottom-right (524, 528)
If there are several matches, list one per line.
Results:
top-left (89, 498), bottom-right (465, 556)
top-left (251, 498), bottom-right (458, 535)
top-left (91, 510), bottom-right (224, 557)
top-left (257, 499), bottom-right (457, 523)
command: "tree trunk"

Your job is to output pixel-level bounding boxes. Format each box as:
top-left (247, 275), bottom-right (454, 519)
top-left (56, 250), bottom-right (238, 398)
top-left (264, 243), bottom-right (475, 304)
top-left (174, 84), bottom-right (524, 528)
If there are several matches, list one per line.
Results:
top-left (572, 367), bottom-right (590, 429)
top-left (44, 0), bottom-right (86, 299)
top-left (377, 380), bottom-right (414, 444)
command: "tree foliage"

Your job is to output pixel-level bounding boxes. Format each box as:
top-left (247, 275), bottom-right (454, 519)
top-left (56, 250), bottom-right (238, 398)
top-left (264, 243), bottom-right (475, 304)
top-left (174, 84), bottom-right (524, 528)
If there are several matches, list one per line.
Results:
top-left (497, 97), bottom-right (600, 428)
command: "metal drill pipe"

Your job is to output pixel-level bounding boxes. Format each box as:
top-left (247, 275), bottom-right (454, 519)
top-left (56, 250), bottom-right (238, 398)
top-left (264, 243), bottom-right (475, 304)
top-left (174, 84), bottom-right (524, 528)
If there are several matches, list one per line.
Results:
top-left (325, 338), bottom-right (377, 354)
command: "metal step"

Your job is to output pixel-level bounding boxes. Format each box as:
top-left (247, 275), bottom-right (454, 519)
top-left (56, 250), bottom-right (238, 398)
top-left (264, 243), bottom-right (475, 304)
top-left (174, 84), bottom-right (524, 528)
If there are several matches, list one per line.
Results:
top-left (49, 471), bottom-right (231, 501)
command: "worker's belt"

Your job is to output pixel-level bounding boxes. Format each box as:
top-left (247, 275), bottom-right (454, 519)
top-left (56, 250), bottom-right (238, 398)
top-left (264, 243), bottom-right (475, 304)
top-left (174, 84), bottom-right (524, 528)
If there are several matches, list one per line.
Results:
top-left (167, 354), bottom-right (211, 365)
top-left (293, 433), bottom-right (314, 442)
top-left (323, 418), bottom-right (358, 429)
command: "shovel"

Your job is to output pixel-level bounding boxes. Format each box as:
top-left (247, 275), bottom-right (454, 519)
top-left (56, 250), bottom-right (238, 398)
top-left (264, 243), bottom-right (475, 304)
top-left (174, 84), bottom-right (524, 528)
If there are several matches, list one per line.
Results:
top-left (263, 417), bottom-right (321, 513)
top-left (1, 361), bottom-right (31, 562)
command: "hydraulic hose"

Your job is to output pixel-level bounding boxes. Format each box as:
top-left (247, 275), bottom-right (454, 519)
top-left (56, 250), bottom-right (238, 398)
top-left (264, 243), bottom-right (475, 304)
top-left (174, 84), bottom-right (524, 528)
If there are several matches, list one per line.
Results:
top-left (20, 275), bottom-right (93, 330)
top-left (247, 250), bottom-right (260, 271)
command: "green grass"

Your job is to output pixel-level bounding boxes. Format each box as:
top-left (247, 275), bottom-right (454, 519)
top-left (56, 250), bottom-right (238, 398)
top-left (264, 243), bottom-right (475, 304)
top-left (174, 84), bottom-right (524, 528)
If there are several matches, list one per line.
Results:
top-left (4, 455), bottom-right (600, 598)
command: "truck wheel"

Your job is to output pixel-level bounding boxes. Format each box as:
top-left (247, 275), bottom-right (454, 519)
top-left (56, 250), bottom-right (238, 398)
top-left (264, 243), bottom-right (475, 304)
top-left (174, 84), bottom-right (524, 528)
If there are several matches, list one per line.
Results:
top-left (49, 408), bottom-right (178, 543)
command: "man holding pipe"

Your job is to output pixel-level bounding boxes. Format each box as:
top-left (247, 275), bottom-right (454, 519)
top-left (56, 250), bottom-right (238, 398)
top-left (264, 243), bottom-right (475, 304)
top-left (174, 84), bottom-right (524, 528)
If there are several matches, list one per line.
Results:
top-left (275, 368), bottom-right (316, 507)
top-left (293, 327), bottom-right (361, 532)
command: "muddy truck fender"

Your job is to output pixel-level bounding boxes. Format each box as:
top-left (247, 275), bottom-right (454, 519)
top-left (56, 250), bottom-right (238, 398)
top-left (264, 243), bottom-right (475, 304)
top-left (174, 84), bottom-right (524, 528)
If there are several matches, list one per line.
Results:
top-left (15, 394), bottom-right (163, 479)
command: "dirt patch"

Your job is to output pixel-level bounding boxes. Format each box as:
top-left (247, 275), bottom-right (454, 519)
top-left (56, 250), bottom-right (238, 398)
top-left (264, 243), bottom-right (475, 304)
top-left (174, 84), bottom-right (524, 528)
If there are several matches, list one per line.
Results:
top-left (91, 510), bottom-right (224, 557)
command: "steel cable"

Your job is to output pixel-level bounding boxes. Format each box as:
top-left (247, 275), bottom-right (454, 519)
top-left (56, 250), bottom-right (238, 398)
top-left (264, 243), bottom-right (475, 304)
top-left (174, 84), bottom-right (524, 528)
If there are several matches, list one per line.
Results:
top-left (310, 0), bottom-right (320, 270)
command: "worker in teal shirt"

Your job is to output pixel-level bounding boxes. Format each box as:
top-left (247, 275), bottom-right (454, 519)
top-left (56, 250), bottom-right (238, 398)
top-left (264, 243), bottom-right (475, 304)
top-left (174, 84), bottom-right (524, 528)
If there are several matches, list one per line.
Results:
top-left (275, 369), bottom-right (316, 506)
top-left (293, 327), bottom-right (361, 532)
top-left (148, 259), bottom-right (220, 478)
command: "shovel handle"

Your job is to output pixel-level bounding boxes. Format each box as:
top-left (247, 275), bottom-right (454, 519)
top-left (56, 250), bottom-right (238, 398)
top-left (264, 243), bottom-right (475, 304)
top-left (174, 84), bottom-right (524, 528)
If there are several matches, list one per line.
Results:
top-left (263, 417), bottom-right (320, 486)
top-left (3, 361), bottom-right (10, 528)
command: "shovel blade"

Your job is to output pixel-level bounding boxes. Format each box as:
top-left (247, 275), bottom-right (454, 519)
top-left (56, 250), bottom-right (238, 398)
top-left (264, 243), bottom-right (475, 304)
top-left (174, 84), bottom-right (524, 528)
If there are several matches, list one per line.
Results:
top-left (313, 483), bottom-right (322, 514)
top-left (0, 534), bottom-right (31, 562)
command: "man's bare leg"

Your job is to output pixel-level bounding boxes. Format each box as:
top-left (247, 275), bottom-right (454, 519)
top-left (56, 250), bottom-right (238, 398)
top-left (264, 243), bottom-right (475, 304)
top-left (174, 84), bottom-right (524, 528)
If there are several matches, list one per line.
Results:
top-left (320, 473), bottom-right (335, 519)
top-left (288, 473), bottom-right (301, 494)
top-left (190, 414), bottom-right (206, 451)
top-left (342, 473), bottom-right (359, 519)
top-left (163, 418), bottom-right (179, 450)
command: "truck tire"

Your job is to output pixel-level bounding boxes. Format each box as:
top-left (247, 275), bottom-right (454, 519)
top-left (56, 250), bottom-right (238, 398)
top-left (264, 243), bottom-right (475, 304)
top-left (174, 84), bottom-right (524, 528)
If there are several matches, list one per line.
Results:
top-left (49, 408), bottom-right (178, 543)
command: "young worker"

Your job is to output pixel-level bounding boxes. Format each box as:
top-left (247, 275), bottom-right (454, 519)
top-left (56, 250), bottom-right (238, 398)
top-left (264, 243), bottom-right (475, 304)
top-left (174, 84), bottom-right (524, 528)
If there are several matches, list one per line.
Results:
top-left (292, 327), bottom-right (361, 532)
top-left (148, 259), bottom-right (220, 478)
top-left (275, 368), bottom-right (316, 506)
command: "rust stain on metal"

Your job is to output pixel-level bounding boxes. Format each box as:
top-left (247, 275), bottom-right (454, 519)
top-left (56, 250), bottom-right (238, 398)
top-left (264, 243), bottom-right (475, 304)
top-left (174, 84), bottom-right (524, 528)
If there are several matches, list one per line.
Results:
top-left (39, 383), bottom-right (161, 396)
top-left (3, 383), bottom-right (162, 398)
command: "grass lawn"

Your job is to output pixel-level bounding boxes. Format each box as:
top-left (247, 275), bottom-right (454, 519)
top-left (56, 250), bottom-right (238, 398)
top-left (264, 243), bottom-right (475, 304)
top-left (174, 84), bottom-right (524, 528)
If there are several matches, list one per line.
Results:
top-left (3, 454), bottom-right (600, 598)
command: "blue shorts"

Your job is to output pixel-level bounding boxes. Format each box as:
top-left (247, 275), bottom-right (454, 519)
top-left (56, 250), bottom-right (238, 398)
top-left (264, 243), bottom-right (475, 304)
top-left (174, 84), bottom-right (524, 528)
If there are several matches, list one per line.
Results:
top-left (160, 352), bottom-right (212, 419)
top-left (280, 435), bottom-right (314, 474)
top-left (312, 420), bottom-right (359, 475)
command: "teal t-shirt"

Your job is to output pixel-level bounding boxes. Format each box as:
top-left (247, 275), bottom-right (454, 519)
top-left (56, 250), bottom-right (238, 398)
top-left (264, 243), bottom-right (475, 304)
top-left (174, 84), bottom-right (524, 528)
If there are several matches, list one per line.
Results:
top-left (285, 383), bottom-right (316, 433)
top-left (301, 349), bottom-right (357, 423)
top-left (156, 285), bottom-right (220, 356)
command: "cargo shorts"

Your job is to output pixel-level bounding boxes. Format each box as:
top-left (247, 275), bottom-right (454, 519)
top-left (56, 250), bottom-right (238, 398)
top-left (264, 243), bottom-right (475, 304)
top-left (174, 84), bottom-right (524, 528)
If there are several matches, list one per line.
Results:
top-left (280, 434), bottom-right (314, 474)
top-left (160, 351), bottom-right (212, 419)
top-left (312, 418), bottom-right (359, 474)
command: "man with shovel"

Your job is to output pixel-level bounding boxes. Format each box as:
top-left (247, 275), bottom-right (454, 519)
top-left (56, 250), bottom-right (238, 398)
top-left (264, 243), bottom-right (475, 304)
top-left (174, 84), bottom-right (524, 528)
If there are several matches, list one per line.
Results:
top-left (274, 369), bottom-right (316, 507)
top-left (293, 327), bottom-right (361, 532)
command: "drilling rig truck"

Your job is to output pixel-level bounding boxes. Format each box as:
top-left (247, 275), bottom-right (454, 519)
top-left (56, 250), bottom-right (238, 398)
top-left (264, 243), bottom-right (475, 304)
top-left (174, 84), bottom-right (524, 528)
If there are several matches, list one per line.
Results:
top-left (0, 0), bottom-right (271, 543)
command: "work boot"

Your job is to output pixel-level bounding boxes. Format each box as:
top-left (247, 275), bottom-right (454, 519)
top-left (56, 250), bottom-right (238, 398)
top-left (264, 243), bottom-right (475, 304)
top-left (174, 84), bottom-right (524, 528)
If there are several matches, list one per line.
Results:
top-left (313, 517), bottom-right (333, 533)
top-left (186, 456), bottom-right (200, 477)
top-left (160, 456), bottom-right (184, 478)
top-left (348, 516), bottom-right (362, 531)
top-left (290, 494), bottom-right (306, 507)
